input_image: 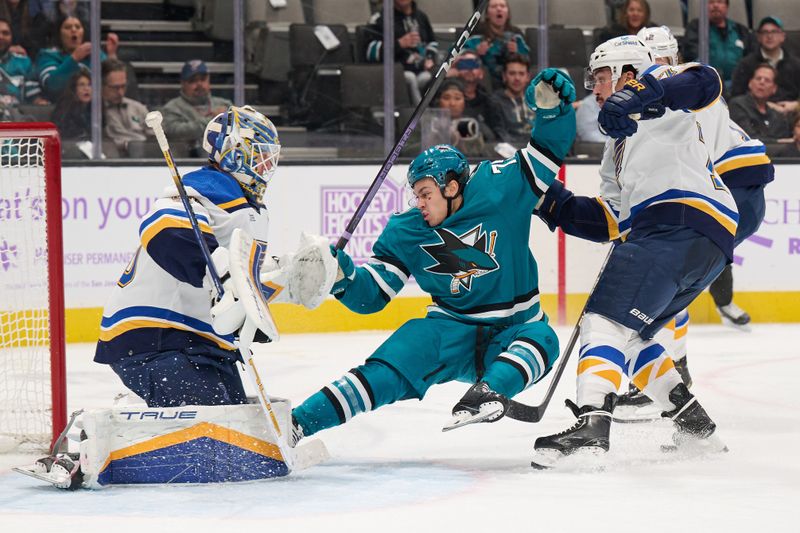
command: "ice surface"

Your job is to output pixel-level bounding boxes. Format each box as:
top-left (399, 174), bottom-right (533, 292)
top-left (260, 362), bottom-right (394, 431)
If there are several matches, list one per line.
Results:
top-left (1, 325), bottom-right (798, 532)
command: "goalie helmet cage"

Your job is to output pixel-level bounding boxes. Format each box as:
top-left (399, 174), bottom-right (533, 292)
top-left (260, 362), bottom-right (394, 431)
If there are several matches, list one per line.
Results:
top-left (0, 122), bottom-right (66, 452)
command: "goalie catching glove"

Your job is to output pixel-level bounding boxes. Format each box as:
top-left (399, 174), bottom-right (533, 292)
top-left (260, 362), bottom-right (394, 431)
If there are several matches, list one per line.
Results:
top-left (209, 232), bottom-right (339, 338)
top-left (259, 233), bottom-right (339, 309)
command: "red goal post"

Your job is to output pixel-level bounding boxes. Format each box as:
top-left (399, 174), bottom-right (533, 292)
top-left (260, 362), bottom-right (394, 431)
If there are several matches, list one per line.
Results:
top-left (0, 122), bottom-right (66, 452)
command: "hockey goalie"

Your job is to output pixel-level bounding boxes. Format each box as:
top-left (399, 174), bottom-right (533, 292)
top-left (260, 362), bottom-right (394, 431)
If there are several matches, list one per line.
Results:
top-left (15, 106), bottom-right (335, 489)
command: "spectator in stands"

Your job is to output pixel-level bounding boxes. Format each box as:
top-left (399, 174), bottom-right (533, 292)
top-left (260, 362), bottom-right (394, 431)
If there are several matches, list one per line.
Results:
top-left (682, 0), bottom-right (753, 90)
top-left (0, 0), bottom-right (50, 59)
top-left (729, 64), bottom-right (792, 141)
top-left (0, 17), bottom-right (45, 106)
top-left (774, 114), bottom-right (800, 158)
top-left (487, 53), bottom-right (533, 144)
top-left (365, 0), bottom-right (437, 105)
top-left (731, 16), bottom-right (800, 115)
top-left (102, 58), bottom-right (152, 158)
top-left (161, 59), bottom-right (232, 154)
top-left (35, 14), bottom-right (119, 101)
top-left (464, 0), bottom-right (528, 90)
top-left (434, 78), bottom-right (493, 158)
top-left (447, 51), bottom-right (493, 123)
top-left (595, 0), bottom-right (656, 47)
top-left (575, 93), bottom-right (605, 143)
top-left (50, 69), bottom-right (90, 140)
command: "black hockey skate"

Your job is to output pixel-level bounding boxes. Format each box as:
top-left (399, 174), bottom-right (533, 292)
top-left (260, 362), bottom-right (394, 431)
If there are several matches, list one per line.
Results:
top-left (661, 383), bottom-right (727, 454)
top-left (442, 381), bottom-right (509, 432)
top-left (531, 393), bottom-right (617, 469)
top-left (613, 356), bottom-right (693, 423)
top-left (14, 453), bottom-right (84, 490)
top-left (290, 415), bottom-right (304, 448)
top-left (717, 303), bottom-right (751, 329)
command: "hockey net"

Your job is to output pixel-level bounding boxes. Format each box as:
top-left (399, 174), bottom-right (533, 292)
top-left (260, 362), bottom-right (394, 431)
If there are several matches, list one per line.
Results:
top-left (0, 123), bottom-right (66, 452)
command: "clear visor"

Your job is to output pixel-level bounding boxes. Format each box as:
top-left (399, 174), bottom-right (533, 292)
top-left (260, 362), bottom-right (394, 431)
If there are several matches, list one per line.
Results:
top-left (584, 67), bottom-right (616, 90)
top-left (251, 141), bottom-right (281, 183)
top-left (406, 177), bottom-right (436, 209)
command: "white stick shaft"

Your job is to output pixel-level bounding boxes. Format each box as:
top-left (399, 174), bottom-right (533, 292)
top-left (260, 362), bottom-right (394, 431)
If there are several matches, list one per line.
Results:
top-left (237, 319), bottom-right (294, 471)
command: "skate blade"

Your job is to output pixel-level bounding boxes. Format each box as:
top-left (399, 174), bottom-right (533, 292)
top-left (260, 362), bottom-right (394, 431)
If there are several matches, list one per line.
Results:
top-left (661, 431), bottom-right (728, 456)
top-left (442, 404), bottom-right (503, 432)
top-left (12, 466), bottom-right (72, 488)
top-left (612, 403), bottom-right (663, 424)
top-left (292, 439), bottom-right (330, 471)
top-left (720, 317), bottom-right (751, 332)
top-left (531, 446), bottom-right (607, 470)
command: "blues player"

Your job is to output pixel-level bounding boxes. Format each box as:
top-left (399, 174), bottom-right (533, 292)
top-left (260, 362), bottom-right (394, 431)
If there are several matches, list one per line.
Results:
top-left (612, 27), bottom-right (774, 418)
top-left (530, 36), bottom-right (736, 467)
top-left (26, 106), bottom-right (339, 489)
top-left (290, 68), bottom-right (577, 445)
top-left (93, 105), bottom-right (282, 407)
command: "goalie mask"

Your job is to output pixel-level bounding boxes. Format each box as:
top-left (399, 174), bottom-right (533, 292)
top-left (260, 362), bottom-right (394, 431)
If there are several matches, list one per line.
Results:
top-left (585, 35), bottom-right (655, 90)
top-left (637, 26), bottom-right (679, 66)
top-left (203, 106), bottom-right (280, 203)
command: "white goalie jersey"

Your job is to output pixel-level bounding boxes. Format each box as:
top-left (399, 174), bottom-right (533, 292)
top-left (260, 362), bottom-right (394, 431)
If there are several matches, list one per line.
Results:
top-left (94, 166), bottom-right (270, 365)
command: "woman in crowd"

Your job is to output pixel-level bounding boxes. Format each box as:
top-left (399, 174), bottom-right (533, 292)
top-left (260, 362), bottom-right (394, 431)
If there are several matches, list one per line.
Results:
top-left (595, 0), bottom-right (655, 46)
top-left (35, 13), bottom-right (118, 101)
top-left (464, 0), bottom-right (529, 90)
top-left (435, 78), bottom-right (494, 157)
top-left (50, 70), bottom-right (91, 141)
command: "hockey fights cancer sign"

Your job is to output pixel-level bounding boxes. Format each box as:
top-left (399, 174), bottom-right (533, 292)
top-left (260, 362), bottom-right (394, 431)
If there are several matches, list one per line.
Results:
top-left (320, 177), bottom-right (410, 265)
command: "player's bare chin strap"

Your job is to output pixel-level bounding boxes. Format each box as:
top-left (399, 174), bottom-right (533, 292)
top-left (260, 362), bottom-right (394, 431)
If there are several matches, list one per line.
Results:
top-left (445, 184), bottom-right (463, 217)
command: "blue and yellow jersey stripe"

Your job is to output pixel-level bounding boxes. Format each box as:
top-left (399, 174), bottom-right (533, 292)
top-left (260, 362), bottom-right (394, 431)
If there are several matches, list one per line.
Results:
top-left (99, 306), bottom-right (236, 350)
top-left (595, 196), bottom-right (620, 241)
top-left (715, 142), bottom-right (770, 174)
top-left (139, 208), bottom-right (213, 248)
top-left (624, 188), bottom-right (739, 236)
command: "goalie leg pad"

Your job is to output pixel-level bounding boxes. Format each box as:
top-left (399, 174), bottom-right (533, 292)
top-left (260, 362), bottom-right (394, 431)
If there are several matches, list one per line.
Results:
top-left (79, 401), bottom-right (293, 488)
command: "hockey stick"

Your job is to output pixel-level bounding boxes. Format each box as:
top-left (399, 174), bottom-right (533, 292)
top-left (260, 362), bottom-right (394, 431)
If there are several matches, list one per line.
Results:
top-left (335, 0), bottom-right (489, 250)
top-left (505, 246), bottom-right (614, 423)
top-left (145, 111), bottom-right (296, 471)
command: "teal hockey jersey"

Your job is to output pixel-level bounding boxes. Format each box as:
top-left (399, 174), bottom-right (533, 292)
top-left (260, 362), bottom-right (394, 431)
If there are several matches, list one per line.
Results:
top-left (337, 107), bottom-right (576, 326)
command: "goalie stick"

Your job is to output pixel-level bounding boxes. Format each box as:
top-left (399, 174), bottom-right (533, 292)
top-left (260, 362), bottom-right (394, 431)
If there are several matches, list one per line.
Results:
top-left (145, 111), bottom-right (296, 471)
top-left (335, 0), bottom-right (489, 251)
top-left (505, 246), bottom-right (614, 423)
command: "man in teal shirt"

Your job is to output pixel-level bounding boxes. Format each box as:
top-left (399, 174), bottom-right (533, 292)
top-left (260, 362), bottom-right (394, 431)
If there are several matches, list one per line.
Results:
top-left (682, 0), bottom-right (754, 89)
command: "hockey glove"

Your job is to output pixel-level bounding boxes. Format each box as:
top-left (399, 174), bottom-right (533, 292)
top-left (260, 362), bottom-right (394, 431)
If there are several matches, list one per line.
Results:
top-left (526, 68), bottom-right (576, 119)
top-left (534, 179), bottom-right (574, 232)
top-left (208, 246), bottom-right (246, 335)
top-left (330, 245), bottom-right (356, 296)
top-left (598, 73), bottom-right (665, 138)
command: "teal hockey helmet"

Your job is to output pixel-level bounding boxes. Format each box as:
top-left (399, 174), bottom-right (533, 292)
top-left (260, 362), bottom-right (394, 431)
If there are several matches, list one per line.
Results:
top-left (407, 144), bottom-right (470, 191)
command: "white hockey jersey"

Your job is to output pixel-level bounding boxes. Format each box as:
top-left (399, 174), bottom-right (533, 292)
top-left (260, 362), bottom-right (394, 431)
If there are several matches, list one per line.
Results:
top-left (597, 63), bottom-right (739, 258)
top-left (95, 166), bottom-right (270, 364)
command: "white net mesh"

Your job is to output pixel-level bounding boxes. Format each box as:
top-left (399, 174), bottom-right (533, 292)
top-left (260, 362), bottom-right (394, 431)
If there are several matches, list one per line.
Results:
top-left (0, 136), bottom-right (53, 451)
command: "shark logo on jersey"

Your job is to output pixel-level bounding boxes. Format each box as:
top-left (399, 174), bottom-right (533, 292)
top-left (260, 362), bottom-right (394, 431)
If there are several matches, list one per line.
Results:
top-left (421, 224), bottom-right (499, 293)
